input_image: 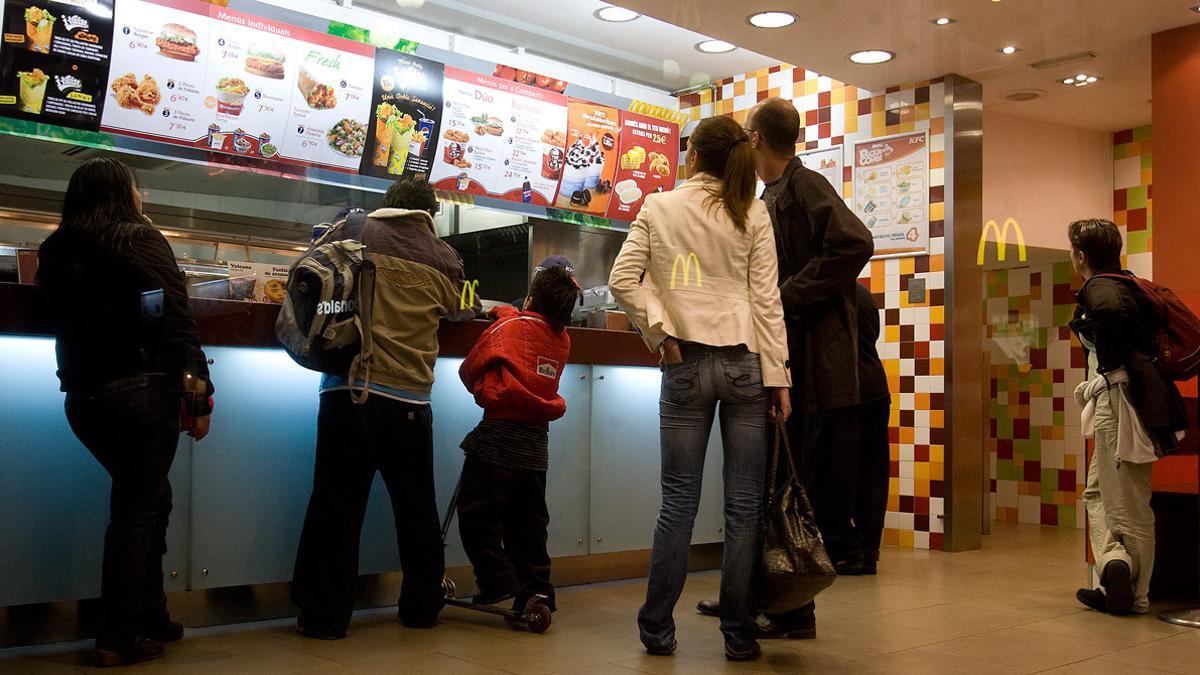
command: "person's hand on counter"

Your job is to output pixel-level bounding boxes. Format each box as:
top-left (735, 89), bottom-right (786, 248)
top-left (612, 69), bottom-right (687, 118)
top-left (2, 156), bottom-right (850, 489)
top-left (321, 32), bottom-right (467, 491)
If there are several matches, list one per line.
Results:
top-left (769, 387), bottom-right (792, 424)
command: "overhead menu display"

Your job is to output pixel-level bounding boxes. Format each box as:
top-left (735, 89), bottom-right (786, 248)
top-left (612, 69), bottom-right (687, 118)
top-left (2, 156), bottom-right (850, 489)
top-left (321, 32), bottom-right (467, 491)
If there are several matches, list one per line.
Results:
top-left (429, 65), bottom-right (568, 206)
top-left (605, 110), bottom-right (677, 221)
top-left (853, 131), bottom-right (929, 256)
top-left (0, 0), bottom-right (116, 129)
top-left (555, 100), bottom-right (619, 215)
top-left (100, 0), bottom-right (373, 172)
top-left (360, 49), bottom-right (442, 180)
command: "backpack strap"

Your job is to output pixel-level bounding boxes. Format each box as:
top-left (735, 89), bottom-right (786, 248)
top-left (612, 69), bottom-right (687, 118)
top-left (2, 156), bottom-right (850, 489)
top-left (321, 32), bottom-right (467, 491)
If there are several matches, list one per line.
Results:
top-left (347, 255), bottom-right (376, 405)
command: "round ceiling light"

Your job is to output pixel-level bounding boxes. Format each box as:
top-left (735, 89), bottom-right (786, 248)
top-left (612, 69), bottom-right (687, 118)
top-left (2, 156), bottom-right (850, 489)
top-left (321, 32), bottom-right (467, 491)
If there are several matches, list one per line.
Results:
top-left (696, 39), bottom-right (737, 54)
top-left (1004, 89), bottom-right (1044, 102)
top-left (931, 17), bottom-right (955, 25)
top-left (848, 49), bottom-right (895, 65)
top-left (748, 11), bottom-right (797, 28)
top-left (593, 5), bottom-right (639, 22)
top-left (999, 45), bottom-right (1020, 55)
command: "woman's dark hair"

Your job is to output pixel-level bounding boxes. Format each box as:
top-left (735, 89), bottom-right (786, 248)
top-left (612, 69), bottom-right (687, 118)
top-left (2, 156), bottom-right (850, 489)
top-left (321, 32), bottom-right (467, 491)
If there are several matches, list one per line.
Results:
top-left (1067, 218), bottom-right (1123, 272)
top-left (60, 157), bottom-right (148, 241)
top-left (690, 115), bottom-right (757, 231)
top-left (748, 97), bottom-right (801, 156)
top-left (382, 175), bottom-right (439, 216)
top-left (528, 266), bottom-right (578, 331)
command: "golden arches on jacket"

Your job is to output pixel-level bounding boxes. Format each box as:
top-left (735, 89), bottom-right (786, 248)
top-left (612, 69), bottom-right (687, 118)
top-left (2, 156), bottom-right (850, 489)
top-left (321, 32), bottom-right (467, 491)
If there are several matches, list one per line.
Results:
top-left (670, 252), bottom-right (703, 289)
top-left (460, 279), bottom-right (479, 310)
top-left (977, 218), bottom-right (1027, 266)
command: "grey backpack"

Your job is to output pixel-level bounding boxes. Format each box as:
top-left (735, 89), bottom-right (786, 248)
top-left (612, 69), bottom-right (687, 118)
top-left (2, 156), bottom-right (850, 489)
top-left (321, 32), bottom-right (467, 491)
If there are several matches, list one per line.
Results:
top-left (275, 212), bottom-right (376, 403)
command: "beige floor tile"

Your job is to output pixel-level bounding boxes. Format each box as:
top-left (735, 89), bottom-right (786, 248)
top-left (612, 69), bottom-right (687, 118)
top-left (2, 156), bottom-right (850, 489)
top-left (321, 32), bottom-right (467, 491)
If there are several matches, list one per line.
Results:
top-left (0, 655), bottom-right (87, 674)
top-left (1022, 609), bottom-right (1191, 647)
top-left (1040, 658), bottom-right (1182, 674)
top-left (921, 626), bottom-right (1121, 670)
top-left (876, 601), bottom-right (1035, 638)
top-left (849, 646), bottom-right (1029, 674)
top-left (1099, 630), bottom-right (1200, 672)
top-left (312, 651), bottom-right (512, 674)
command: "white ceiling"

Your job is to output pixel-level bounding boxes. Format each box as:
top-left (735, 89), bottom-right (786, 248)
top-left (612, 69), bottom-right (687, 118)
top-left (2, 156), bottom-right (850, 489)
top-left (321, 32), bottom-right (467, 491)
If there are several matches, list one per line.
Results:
top-left (609, 0), bottom-right (1200, 131)
top-left (355, 0), bottom-right (779, 92)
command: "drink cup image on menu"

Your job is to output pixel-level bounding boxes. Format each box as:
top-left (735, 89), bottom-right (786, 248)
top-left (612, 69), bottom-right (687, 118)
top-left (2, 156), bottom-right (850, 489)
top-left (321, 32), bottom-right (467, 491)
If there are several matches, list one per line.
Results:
top-left (373, 102), bottom-right (397, 167)
top-left (24, 7), bottom-right (55, 54)
top-left (216, 77), bottom-right (250, 116)
top-left (411, 117), bottom-right (434, 161)
top-left (18, 69), bottom-right (48, 114)
top-left (156, 23), bottom-right (200, 62)
top-left (244, 46), bottom-right (285, 80)
top-left (387, 113), bottom-right (417, 174)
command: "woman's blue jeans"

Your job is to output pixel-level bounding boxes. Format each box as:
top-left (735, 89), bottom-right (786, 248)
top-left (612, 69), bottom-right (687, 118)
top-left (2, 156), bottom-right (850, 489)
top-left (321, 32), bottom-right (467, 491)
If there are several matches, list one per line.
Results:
top-left (638, 345), bottom-right (769, 650)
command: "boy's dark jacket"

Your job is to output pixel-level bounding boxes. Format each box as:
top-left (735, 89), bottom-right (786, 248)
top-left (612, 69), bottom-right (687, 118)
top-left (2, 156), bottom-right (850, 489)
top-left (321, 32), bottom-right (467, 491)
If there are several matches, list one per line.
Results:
top-left (1071, 271), bottom-right (1188, 454)
top-left (460, 306), bottom-right (571, 424)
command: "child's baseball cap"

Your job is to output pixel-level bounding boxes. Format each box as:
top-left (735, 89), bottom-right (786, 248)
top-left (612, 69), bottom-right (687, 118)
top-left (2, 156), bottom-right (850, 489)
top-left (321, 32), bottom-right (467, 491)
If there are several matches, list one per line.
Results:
top-left (534, 255), bottom-right (576, 279)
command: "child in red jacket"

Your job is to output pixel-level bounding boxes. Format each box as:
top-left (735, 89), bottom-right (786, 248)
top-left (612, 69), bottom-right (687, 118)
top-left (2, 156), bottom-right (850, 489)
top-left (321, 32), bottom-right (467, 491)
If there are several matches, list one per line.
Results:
top-left (457, 257), bottom-right (579, 613)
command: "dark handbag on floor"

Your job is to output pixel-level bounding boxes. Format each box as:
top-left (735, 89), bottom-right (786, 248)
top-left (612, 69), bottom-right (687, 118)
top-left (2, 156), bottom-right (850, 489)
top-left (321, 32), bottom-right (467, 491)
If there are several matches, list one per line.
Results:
top-left (758, 419), bottom-right (837, 614)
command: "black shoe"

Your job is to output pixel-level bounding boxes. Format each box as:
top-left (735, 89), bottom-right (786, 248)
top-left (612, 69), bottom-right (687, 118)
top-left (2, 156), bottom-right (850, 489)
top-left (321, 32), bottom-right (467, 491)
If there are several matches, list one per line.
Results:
top-left (835, 559), bottom-right (865, 576)
top-left (1076, 587), bottom-right (1107, 612)
top-left (513, 593), bottom-right (557, 614)
top-left (296, 617), bottom-right (346, 640)
top-left (645, 639), bottom-right (677, 656)
top-left (725, 640), bottom-right (761, 661)
top-left (473, 590), bottom-right (516, 607)
top-left (94, 638), bottom-right (165, 667)
top-left (142, 620), bottom-right (184, 644)
top-left (1101, 560), bottom-right (1135, 615)
top-left (861, 560), bottom-right (878, 575)
top-left (696, 599), bottom-right (719, 617)
top-left (757, 614), bottom-right (816, 640)
top-left (400, 616), bottom-right (439, 629)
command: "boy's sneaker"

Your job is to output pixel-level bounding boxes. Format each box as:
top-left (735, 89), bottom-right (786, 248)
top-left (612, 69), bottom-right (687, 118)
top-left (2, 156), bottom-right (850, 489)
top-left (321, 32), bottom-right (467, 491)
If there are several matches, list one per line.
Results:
top-left (512, 593), bottom-right (556, 615)
top-left (644, 639), bottom-right (677, 656)
top-left (725, 640), bottom-right (761, 661)
top-left (94, 638), bottom-right (165, 668)
top-left (1101, 560), bottom-right (1135, 615)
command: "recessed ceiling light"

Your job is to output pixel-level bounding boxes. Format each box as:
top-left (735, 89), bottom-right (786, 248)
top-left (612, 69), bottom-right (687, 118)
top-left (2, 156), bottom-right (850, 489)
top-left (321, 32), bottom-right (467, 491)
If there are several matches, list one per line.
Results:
top-left (593, 5), bottom-right (639, 22)
top-left (695, 39), bottom-right (736, 54)
top-left (1060, 74), bottom-right (1102, 87)
top-left (748, 11), bottom-right (797, 28)
top-left (848, 49), bottom-right (895, 65)
top-left (931, 17), bottom-right (955, 25)
top-left (999, 45), bottom-right (1020, 55)
top-left (1193, 3), bottom-right (1200, 12)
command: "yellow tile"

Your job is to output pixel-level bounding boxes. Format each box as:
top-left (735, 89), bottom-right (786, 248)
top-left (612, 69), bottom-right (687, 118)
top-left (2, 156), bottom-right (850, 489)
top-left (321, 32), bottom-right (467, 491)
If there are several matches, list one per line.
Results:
top-left (883, 527), bottom-right (901, 546)
top-left (886, 325), bottom-right (901, 343)
top-left (930, 202), bottom-right (945, 222)
top-left (803, 79), bottom-right (818, 95)
top-left (915, 463), bottom-right (930, 481)
top-left (900, 258), bottom-right (916, 275)
top-left (734, 80), bottom-right (745, 97)
top-left (899, 530), bottom-right (915, 549)
top-left (930, 305), bottom-right (945, 324)
top-left (930, 444), bottom-right (944, 463)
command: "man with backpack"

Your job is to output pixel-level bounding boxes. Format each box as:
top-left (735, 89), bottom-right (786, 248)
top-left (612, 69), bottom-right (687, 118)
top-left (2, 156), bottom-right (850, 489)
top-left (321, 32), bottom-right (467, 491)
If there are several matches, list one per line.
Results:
top-left (1068, 218), bottom-right (1188, 616)
top-left (290, 176), bottom-right (478, 639)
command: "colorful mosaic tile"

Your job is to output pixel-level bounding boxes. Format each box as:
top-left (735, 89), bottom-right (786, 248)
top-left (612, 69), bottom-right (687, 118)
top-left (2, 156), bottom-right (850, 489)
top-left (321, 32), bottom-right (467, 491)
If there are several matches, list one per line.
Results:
top-left (680, 66), bottom-right (947, 550)
top-left (1114, 125), bottom-right (1153, 277)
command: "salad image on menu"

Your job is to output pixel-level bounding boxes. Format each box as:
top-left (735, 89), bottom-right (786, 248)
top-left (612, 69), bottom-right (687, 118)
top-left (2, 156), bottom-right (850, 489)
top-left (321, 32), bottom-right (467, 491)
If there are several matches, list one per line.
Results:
top-left (360, 49), bottom-right (443, 179)
top-left (0, 0), bottom-right (115, 129)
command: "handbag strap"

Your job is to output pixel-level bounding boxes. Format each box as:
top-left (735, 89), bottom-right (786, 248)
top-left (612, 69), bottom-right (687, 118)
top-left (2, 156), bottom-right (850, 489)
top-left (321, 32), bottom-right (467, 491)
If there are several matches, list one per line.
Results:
top-left (766, 418), bottom-right (801, 497)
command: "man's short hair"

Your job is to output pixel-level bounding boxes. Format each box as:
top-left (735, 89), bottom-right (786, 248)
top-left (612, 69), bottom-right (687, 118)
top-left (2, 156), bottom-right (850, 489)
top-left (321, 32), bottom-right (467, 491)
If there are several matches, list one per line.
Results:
top-left (528, 266), bottom-right (578, 331)
top-left (382, 176), bottom-right (439, 216)
top-left (1067, 218), bottom-right (1123, 272)
top-left (750, 98), bottom-right (801, 156)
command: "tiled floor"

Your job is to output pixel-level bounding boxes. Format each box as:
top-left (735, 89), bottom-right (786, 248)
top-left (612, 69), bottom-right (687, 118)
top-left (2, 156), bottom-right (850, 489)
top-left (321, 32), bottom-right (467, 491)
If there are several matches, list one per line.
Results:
top-left (2, 522), bottom-right (1196, 673)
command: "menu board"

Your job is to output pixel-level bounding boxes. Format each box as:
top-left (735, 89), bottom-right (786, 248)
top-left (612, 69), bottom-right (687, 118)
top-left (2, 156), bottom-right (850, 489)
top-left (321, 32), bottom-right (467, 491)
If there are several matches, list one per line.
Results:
top-left (359, 49), bottom-right (442, 180)
top-left (605, 110), bottom-right (677, 220)
top-left (429, 66), bottom-right (567, 206)
top-left (853, 131), bottom-right (928, 256)
top-left (0, 0), bottom-right (115, 129)
top-left (554, 100), bottom-right (619, 215)
top-left (227, 260), bottom-right (288, 303)
top-left (100, 0), bottom-right (373, 173)
top-left (799, 145), bottom-right (843, 196)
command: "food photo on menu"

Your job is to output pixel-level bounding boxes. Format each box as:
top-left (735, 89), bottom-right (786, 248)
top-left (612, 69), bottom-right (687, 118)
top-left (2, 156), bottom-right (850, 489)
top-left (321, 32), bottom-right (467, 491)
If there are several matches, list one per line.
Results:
top-left (0, 0), bottom-right (115, 129)
top-left (278, 40), bottom-right (373, 172)
top-left (156, 23), bottom-right (200, 61)
top-left (605, 111), bottom-right (679, 220)
top-left (358, 48), bottom-right (443, 179)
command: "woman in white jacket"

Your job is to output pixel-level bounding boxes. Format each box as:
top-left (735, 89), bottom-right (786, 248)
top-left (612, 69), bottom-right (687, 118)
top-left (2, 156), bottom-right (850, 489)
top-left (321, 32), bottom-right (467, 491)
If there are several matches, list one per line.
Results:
top-left (609, 115), bottom-right (791, 661)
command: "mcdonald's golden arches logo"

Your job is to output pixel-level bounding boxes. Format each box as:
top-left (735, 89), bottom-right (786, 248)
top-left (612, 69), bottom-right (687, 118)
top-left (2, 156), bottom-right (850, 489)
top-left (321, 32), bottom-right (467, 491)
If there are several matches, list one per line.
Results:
top-left (460, 279), bottom-right (479, 309)
top-left (670, 252), bottom-right (703, 289)
top-left (977, 218), bottom-right (1027, 266)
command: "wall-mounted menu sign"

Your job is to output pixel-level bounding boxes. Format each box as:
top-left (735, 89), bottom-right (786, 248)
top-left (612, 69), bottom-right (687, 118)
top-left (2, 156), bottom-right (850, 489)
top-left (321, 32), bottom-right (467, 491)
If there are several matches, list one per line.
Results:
top-left (99, 0), bottom-right (373, 173)
top-left (0, 0), bottom-right (116, 129)
top-left (360, 49), bottom-right (442, 180)
top-left (853, 131), bottom-right (928, 256)
top-left (605, 110), bottom-right (676, 221)
top-left (429, 66), bottom-right (567, 206)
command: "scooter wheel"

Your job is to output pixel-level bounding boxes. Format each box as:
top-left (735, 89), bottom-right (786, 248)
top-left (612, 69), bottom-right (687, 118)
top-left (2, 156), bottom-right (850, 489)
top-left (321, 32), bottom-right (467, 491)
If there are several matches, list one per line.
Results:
top-left (441, 577), bottom-right (457, 600)
top-left (524, 603), bottom-right (552, 634)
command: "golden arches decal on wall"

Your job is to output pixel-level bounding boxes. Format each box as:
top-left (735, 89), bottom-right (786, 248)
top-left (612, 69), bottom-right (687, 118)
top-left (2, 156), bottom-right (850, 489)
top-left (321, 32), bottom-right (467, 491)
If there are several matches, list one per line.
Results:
top-left (977, 218), bottom-right (1027, 266)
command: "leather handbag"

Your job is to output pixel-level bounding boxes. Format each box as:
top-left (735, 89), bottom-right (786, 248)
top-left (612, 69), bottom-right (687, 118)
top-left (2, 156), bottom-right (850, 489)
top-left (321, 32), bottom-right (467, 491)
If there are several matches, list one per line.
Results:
top-left (758, 419), bottom-right (837, 614)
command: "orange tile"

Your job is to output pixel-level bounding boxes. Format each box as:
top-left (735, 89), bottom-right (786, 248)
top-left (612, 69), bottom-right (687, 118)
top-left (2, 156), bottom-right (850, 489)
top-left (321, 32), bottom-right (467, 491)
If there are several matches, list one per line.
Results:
top-left (929, 255), bottom-right (945, 273)
top-left (930, 410), bottom-right (945, 427)
top-left (930, 445), bottom-right (944, 463)
top-left (931, 117), bottom-right (945, 135)
top-left (916, 393), bottom-right (931, 410)
top-left (899, 426), bottom-right (915, 444)
top-left (915, 463), bottom-right (930, 481)
top-left (883, 528), bottom-right (901, 546)
top-left (899, 530), bottom-right (915, 549)
top-left (930, 150), bottom-right (945, 170)
top-left (930, 358), bottom-right (945, 376)
top-left (930, 462), bottom-right (944, 481)
top-left (915, 479), bottom-right (930, 497)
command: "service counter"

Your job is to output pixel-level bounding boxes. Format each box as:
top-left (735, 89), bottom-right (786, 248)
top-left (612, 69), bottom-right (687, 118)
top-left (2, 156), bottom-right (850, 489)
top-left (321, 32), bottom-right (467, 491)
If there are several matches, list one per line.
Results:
top-left (0, 283), bottom-right (731, 618)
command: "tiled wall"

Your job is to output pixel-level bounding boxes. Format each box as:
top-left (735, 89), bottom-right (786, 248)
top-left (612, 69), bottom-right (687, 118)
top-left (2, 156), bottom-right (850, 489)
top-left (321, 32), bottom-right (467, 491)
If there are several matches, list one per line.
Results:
top-left (678, 66), bottom-right (948, 550)
top-left (1114, 126), bottom-right (1153, 279)
top-left (985, 263), bottom-right (1086, 528)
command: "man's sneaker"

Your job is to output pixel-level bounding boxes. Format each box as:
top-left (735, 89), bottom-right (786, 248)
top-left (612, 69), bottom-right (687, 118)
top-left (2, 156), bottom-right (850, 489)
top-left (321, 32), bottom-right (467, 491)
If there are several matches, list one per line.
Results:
top-left (644, 639), bottom-right (677, 656)
top-left (296, 617), bottom-right (345, 640)
top-left (835, 559), bottom-right (865, 576)
top-left (473, 590), bottom-right (516, 607)
top-left (757, 613), bottom-right (816, 640)
top-left (861, 560), bottom-right (879, 575)
top-left (94, 638), bottom-right (165, 668)
top-left (1101, 560), bottom-right (1135, 615)
top-left (725, 640), bottom-right (761, 661)
top-left (142, 620), bottom-right (185, 644)
top-left (696, 599), bottom-right (719, 617)
top-left (1076, 587), bottom-right (1107, 612)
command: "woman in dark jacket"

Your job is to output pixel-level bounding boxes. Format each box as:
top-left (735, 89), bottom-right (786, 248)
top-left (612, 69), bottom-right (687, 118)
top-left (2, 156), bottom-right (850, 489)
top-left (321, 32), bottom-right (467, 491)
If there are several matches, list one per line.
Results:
top-left (37, 158), bottom-right (214, 666)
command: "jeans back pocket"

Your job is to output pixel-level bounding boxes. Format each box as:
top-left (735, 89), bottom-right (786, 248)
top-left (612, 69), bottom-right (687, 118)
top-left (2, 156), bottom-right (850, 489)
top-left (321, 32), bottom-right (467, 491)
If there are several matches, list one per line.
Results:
top-left (661, 360), bottom-right (703, 406)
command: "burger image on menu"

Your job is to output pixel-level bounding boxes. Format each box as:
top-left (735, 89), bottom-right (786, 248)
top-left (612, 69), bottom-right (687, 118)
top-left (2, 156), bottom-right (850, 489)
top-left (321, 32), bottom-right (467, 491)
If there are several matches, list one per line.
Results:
top-left (156, 23), bottom-right (200, 62)
top-left (244, 46), bottom-right (285, 80)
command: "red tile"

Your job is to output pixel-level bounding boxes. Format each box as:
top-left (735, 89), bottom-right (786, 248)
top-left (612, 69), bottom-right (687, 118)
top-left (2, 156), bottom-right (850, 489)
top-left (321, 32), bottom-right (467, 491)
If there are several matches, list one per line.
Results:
top-left (1114, 129), bottom-right (1134, 145)
top-left (1041, 503), bottom-right (1059, 527)
top-left (818, 122), bottom-right (831, 138)
top-left (858, 98), bottom-right (872, 116)
top-left (1058, 469), bottom-right (1076, 492)
top-left (818, 91), bottom-right (831, 108)
top-left (930, 532), bottom-right (944, 550)
top-left (1113, 188), bottom-right (1127, 212)
top-left (1023, 460), bottom-right (1041, 482)
top-left (1127, 208), bottom-right (1147, 232)
top-left (806, 109), bottom-right (819, 126)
